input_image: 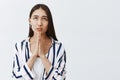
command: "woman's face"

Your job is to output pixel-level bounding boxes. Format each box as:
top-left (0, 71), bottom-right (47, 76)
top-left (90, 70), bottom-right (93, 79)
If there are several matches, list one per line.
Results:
top-left (29, 8), bottom-right (48, 35)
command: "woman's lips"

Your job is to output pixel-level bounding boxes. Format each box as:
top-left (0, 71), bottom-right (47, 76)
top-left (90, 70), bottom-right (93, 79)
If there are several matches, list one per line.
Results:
top-left (36, 28), bottom-right (42, 32)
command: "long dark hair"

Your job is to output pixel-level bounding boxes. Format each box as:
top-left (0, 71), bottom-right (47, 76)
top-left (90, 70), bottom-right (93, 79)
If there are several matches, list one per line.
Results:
top-left (28, 4), bottom-right (58, 41)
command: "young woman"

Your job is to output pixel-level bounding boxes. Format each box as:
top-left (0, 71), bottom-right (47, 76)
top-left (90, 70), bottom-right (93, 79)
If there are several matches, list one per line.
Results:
top-left (12, 4), bottom-right (66, 80)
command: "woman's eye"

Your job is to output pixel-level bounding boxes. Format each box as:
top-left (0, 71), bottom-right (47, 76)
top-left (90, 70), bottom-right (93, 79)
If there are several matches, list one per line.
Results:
top-left (33, 17), bottom-right (38, 19)
top-left (32, 15), bottom-right (39, 19)
top-left (42, 17), bottom-right (48, 21)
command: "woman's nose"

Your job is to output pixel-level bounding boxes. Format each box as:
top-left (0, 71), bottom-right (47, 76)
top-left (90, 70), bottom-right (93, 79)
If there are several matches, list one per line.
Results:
top-left (37, 19), bottom-right (42, 26)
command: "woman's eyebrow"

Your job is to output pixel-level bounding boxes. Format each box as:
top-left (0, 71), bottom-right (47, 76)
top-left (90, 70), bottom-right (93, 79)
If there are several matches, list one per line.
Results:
top-left (42, 15), bottom-right (48, 18)
top-left (33, 15), bottom-right (47, 18)
top-left (33, 15), bottom-right (39, 17)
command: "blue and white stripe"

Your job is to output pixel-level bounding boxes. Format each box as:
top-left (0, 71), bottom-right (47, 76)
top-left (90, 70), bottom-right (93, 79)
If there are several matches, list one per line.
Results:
top-left (12, 38), bottom-right (66, 80)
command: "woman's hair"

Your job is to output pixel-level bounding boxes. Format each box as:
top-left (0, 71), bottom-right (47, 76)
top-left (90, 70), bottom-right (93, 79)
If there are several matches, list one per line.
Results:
top-left (28, 4), bottom-right (58, 41)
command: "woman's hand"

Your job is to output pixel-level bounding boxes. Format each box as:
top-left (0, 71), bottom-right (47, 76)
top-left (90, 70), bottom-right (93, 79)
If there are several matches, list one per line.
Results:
top-left (32, 32), bottom-right (41, 57)
top-left (37, 32), bottom-right (45, 58)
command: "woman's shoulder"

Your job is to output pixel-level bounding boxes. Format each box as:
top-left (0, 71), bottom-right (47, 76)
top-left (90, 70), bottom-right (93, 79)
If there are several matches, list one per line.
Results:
top-left (14, 38), bottom-right (29, 47)
top-left (52, 38), bottom-right (65, 49)
top-left (52, 38), bottom-right (62, 45)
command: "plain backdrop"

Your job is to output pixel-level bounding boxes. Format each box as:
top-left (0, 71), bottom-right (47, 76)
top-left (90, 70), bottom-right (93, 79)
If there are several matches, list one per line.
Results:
top-left (0, 0), bottom-right (120, 80)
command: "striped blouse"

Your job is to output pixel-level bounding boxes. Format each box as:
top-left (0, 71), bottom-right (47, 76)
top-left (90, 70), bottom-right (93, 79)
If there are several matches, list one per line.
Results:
top-left (12, 38), bottom-right (66, 80)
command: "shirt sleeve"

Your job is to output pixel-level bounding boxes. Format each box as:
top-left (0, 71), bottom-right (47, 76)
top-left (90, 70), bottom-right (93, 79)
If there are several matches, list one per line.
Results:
top-left (45, 43), bottom-right (66, 80)
top-left (12, 43), bottom-right (35, 80)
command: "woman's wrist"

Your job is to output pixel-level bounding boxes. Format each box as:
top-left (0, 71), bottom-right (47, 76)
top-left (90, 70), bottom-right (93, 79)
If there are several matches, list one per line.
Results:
top-left (31, 53), bottom-right (38, 59)
top-left (40, 55), bottom-right (46, 59)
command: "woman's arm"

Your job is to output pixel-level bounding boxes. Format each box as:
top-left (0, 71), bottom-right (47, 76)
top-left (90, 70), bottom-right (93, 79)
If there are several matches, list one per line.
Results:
top-left (45, 51), bottom-right (66, 80)
top-left (40, 55), bottom-right (52, 73)
top-left (27, 54), bottom-right (37, 70)
top-left (41, 42), bottom-right (66, 80)
top-left (12, 43), bottom-right (36, 80)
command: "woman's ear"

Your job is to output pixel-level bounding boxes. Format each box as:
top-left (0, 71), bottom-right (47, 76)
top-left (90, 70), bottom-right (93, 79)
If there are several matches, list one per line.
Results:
top-left (29, 18), bottom-right (32, 27)
top-left (28, 18), bottom-right (31, 24)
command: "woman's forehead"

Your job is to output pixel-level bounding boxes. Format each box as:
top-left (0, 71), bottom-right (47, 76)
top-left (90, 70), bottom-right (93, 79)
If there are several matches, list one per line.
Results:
top-left (32, 8), bottom-right (47, 17)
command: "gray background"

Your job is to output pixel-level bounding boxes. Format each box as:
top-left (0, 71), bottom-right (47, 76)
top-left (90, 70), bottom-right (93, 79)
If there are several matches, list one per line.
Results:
top-left (0, 0), bottom-right (120, 80)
